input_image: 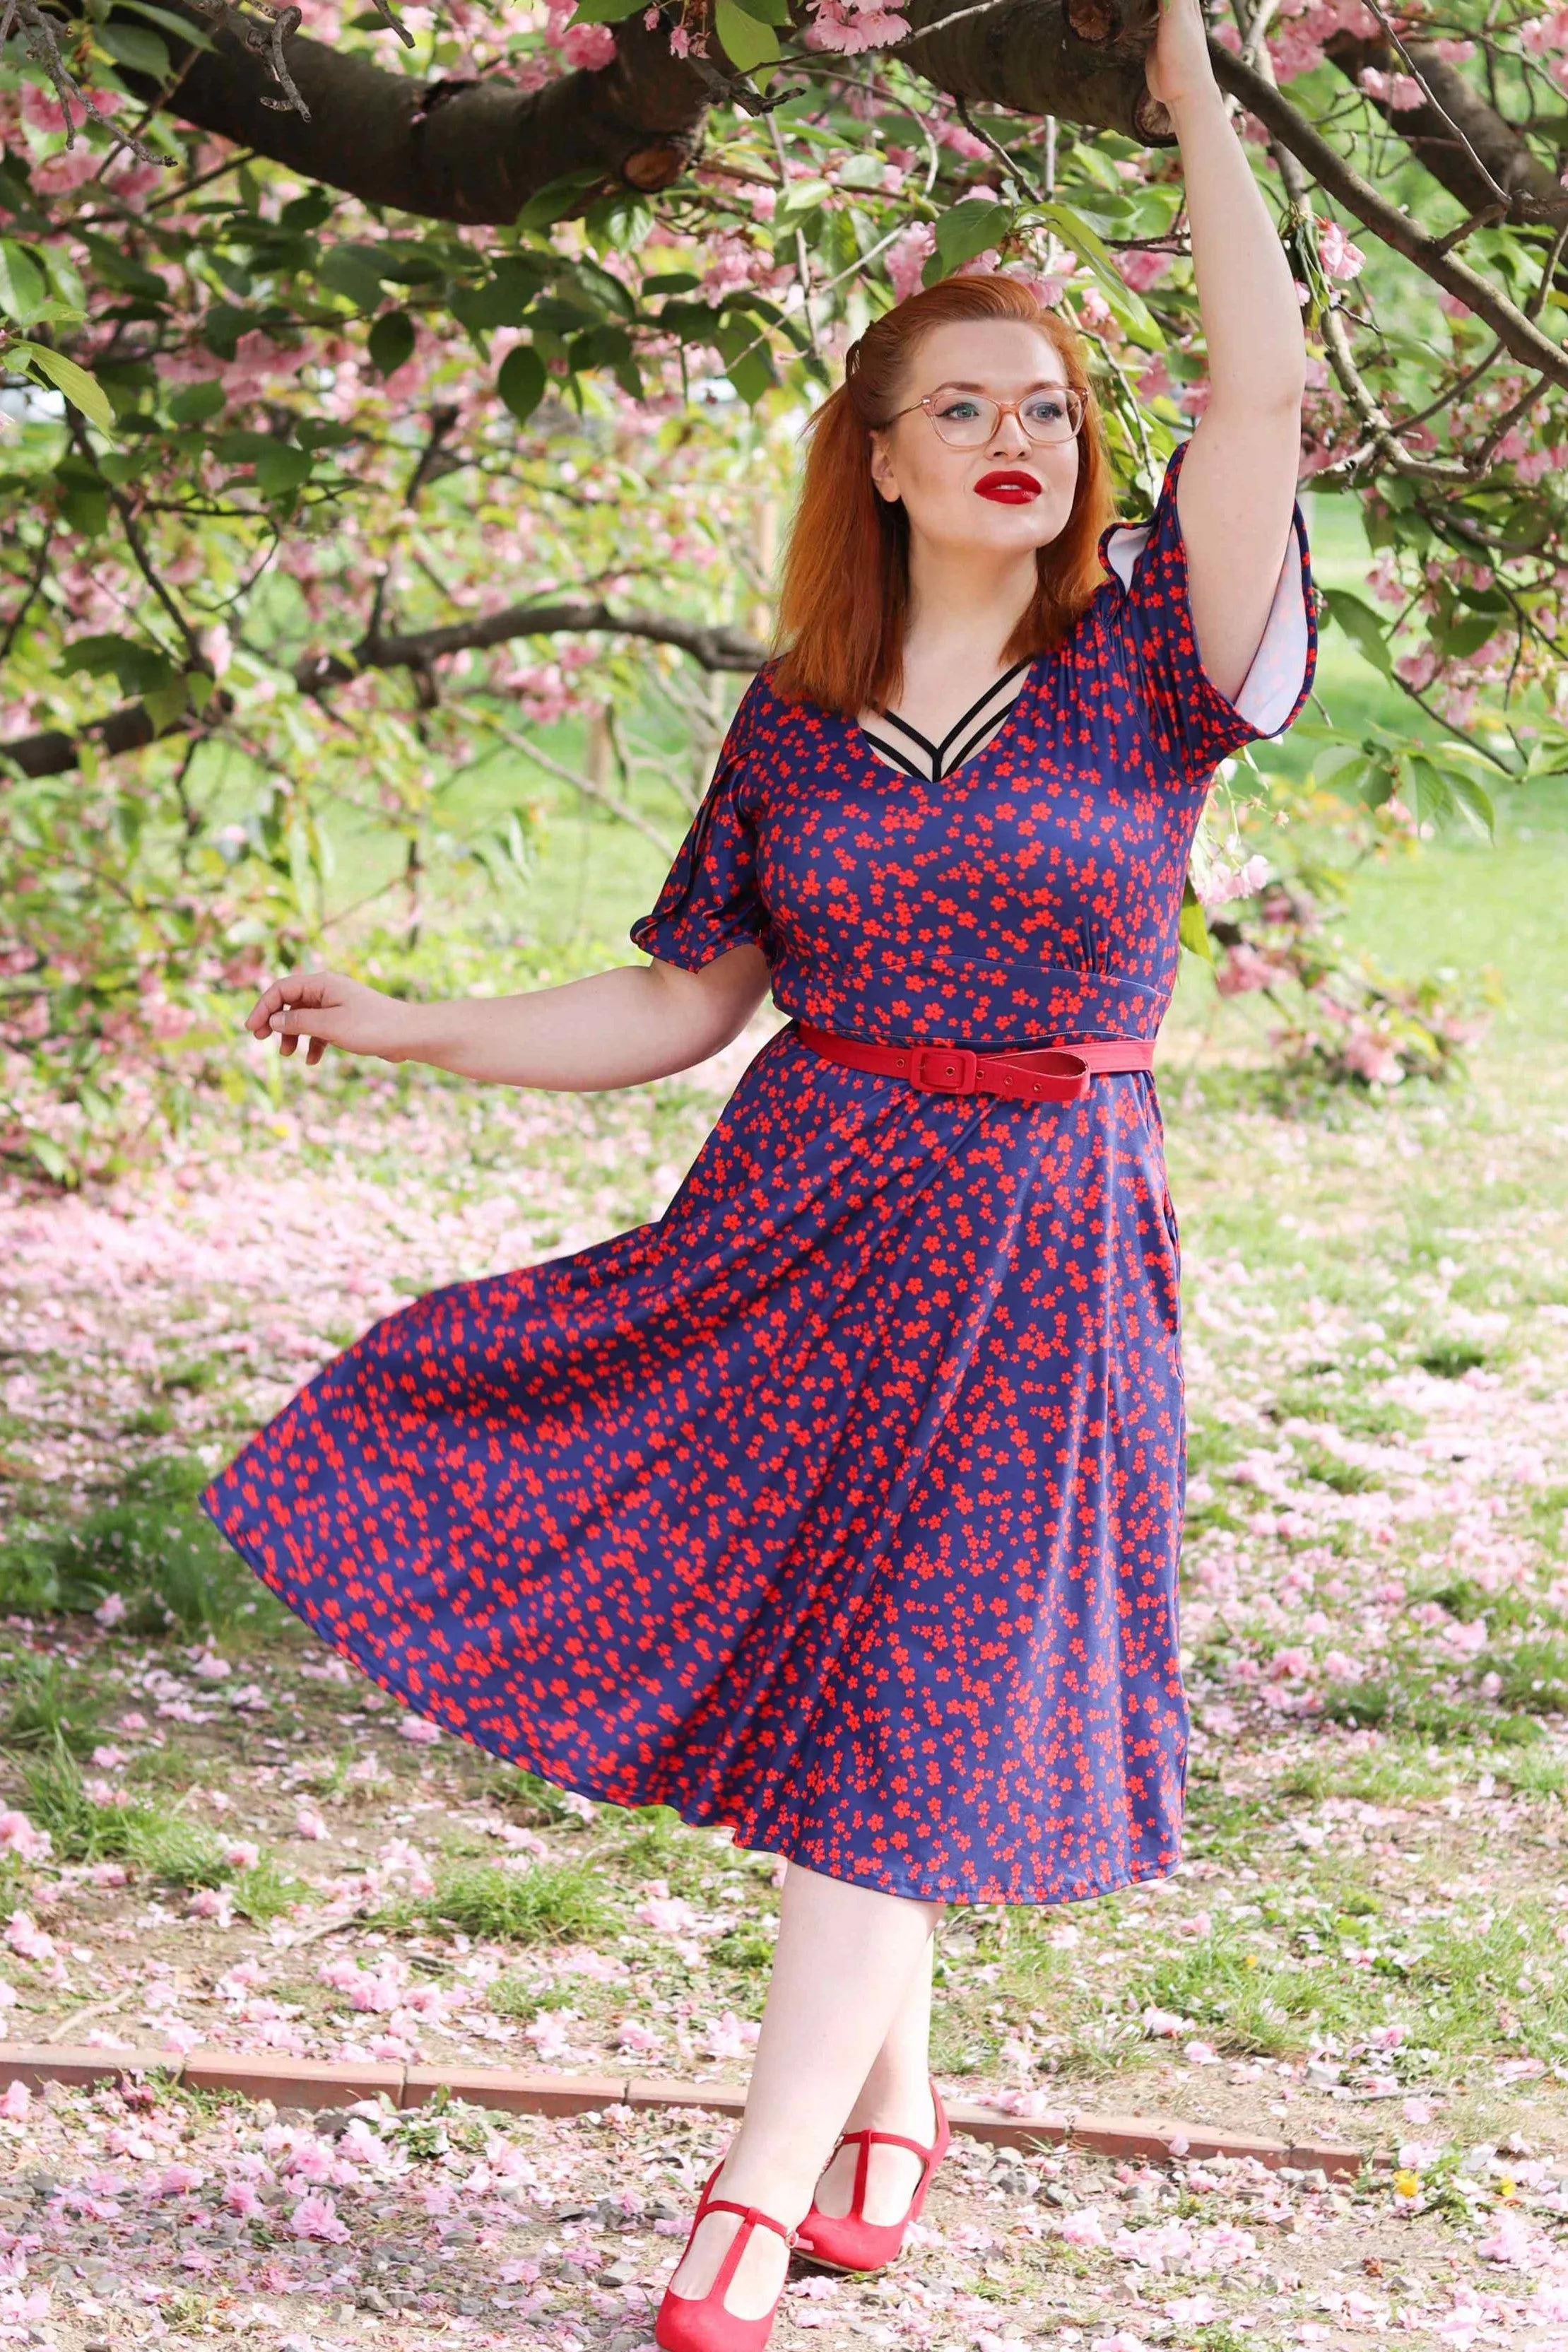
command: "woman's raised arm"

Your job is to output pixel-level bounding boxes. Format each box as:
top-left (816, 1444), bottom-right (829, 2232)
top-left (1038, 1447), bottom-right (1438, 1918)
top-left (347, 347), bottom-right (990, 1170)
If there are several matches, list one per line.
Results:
top-left (1146, 0), bottom-right (1307, 704)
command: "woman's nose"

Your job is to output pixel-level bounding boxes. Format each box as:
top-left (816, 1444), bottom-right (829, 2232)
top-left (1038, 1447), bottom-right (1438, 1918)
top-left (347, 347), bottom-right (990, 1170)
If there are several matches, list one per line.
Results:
top-left (988, 408), bottom-right (1032, 457)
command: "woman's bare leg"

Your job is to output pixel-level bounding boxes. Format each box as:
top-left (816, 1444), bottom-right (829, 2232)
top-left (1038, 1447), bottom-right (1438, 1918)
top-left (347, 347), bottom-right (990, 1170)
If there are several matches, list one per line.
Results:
top-left (809, 1925), bottom-right (938, 2222)
top-left (664, 1860), bottom-right (941, 2319)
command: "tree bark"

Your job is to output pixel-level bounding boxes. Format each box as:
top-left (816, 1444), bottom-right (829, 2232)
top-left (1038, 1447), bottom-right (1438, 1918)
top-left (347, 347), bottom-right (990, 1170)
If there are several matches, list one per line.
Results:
top-left (132, 0), bottom-right (712, 221)
top-left (893, 0), bottom-right (1169, 144)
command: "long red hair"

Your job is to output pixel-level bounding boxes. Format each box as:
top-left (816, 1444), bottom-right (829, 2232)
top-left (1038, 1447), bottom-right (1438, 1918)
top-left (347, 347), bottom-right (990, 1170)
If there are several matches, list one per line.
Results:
top-left (770, 273), bottom-right (1115, 717)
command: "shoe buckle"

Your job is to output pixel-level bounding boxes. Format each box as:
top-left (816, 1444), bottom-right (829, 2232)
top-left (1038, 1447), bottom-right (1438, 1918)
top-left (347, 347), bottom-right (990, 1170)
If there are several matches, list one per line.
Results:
top-left (908, 1043), bottom-right (979, 1095)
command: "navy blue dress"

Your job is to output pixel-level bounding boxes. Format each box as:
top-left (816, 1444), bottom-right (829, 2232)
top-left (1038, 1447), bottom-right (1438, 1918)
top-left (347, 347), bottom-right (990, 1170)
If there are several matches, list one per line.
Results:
top-left (202, 444), bottom-right (1315, 1907)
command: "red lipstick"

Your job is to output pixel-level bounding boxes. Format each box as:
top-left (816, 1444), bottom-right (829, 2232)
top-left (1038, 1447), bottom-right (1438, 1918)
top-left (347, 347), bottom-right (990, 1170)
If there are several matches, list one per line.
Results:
top-left (974, 469), bottom-right (1042, 504)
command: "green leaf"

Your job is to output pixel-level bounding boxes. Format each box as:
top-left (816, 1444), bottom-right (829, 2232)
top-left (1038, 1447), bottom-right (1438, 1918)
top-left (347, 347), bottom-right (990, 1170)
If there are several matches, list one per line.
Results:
top-left (1408, 753), bottom-right (1494, 842)
top-left (712, 311), bottom-right (777, 406)
top-left (497, 343), bottom-right (546, 423)
top-left (714, 0), bottom-right (780, 68)
top-left (63, 633), bottom-right (175, 697)
top-left (923, 198), bottom-right (1013, 288)
top-left (1178, 876), bottom-right (1213, 962)
top-left (1436, 610), bottom-right (1500, 660)
top-left (452, 260), bottom-right (544, 334)
top-left (98, 22), bottom-right (171, 76)
top-left (1034, 201), bottom-right (1156, 334)
top-left (167, 379), bottom-right (225, 425)
top-left (214, 429), bottom-right (284, 463)
top-left (367, 309), bottom-right (416, 377)
top-left (1322, 587), bottom-right (1393, 678)
top-left (514, 170), bottom-right (605, 231)
top-left (728, 0), bottom-right (793, 22)
top-left (0, 241), bottom-right (48, 328)
top-left (566, 0), bottom-right (643, 20)
top-left (142, 673), bottom-right (190, 732)
top-left (317, 246), bottom-right (387, 311)
top-left (116, 0), bottom-right (214, 46)
top-left (16, 344), bottom-right (114, 433)
top-left (253, 445), bottom-right (314, 496)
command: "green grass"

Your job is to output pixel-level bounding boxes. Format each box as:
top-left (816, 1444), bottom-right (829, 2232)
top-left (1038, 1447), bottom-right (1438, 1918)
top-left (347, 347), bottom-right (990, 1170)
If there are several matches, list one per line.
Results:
top-left (0, 1454), bottom-right (287, 1637)
top-left (0, 1654), bottom-right (104, 1756)
top-left (377, 1859), bottom-right (619, 1946)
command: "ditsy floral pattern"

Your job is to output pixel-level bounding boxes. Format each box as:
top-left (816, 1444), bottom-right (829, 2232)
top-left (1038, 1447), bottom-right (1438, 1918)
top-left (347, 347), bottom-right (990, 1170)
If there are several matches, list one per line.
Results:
top-left (203, 444), bottom-right (1316, 1907)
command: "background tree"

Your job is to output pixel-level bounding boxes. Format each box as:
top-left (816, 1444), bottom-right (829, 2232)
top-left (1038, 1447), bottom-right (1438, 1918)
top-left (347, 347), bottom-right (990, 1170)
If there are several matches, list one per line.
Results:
top-left (0, 0), bottom-right (1562, 1173)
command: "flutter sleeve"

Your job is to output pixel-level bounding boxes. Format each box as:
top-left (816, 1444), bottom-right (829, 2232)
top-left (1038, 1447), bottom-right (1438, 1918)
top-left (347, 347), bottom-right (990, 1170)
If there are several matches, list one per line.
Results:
top-left (628, 676), bottom-right (772, 972)
top-left (1100, 435), bottom-right (1317, 791)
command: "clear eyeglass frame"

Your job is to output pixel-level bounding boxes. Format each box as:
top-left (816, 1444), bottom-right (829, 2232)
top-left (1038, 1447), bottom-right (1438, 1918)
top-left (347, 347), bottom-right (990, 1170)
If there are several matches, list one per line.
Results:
top-left (887, 384), bottom-right (1087, 449)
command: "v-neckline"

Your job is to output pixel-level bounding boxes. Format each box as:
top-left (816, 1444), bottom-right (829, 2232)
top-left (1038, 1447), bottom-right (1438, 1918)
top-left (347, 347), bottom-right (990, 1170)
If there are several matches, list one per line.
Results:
top-left (853, 654), bottom-right (1039, 787)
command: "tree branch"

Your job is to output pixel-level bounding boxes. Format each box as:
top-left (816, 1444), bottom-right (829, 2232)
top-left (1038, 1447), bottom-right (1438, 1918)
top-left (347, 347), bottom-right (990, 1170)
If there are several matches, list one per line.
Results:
top-left (123, 0), bottom-right (712, 220)
top-left (1210, 42), bottom-right (1568, 394)
top-left (1324, 33), bottom-right (1568, 229)
top-left (1, 599), bottom-right (769, 781)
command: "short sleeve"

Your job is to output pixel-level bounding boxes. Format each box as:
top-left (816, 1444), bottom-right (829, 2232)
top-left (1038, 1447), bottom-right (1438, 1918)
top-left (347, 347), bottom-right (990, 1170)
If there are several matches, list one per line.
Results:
top-left (1099, 436), bottom-right (1316, 789)
top-left (629, 676), bottom-right (771, 972)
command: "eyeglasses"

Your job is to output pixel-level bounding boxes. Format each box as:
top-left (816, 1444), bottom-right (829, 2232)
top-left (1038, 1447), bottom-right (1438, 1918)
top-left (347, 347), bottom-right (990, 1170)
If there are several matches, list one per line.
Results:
top-left (886, 384), bottom-right (1086, 449)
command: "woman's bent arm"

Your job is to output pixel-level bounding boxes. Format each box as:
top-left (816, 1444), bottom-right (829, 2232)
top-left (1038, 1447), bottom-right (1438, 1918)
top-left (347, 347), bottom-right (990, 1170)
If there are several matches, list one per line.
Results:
top-left (247, 946), bottom-right (774, 1091)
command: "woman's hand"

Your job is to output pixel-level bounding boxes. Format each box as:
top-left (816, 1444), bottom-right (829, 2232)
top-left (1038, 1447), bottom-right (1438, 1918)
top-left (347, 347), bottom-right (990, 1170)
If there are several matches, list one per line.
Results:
top-left (245, 970), bottom-right (415, 1068)
top-left (1144, 0), bottom-right (1219, 112)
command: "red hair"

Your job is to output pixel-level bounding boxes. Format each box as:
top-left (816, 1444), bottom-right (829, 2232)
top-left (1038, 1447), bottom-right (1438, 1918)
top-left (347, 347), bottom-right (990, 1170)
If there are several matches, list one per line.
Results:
top-left (770, 272), bottom-right (1116, 717)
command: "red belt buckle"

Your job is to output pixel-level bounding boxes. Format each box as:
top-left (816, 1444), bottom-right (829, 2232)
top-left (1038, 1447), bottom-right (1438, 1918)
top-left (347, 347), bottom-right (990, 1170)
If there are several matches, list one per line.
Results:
top-left (907, 1044), bottom-right (979, 1094)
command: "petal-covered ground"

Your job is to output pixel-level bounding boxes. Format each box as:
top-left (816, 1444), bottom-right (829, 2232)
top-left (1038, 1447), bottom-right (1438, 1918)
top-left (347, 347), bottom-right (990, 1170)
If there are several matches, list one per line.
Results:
top-left (2, 985), bottom-right (1567, 2348)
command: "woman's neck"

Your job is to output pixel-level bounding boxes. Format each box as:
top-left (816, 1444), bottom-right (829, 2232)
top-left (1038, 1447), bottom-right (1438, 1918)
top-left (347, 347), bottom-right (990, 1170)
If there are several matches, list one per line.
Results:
top-left (900, 533), bottom-right (1039, 676)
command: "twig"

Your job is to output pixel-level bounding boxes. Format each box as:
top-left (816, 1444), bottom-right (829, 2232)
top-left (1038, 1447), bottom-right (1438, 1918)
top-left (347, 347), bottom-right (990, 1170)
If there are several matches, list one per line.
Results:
top-left (1358, 0), bottom-right (1512, 211)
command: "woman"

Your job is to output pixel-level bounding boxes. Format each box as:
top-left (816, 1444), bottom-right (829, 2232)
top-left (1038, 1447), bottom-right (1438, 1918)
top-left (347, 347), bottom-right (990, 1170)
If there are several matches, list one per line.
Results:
top-left (203, 0), bottom-right (1314, 2341)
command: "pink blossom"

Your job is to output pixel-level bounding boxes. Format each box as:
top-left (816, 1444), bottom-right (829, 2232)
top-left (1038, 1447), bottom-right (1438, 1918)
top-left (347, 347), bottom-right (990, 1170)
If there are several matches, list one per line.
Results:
top-left (1319, 220), bottom-right (1366, 281)
top-left (1357, 66), bottom-right (1425, 107)
top-left (222, 1840), bottom-right (260, 1871)
top-left (886, 223), bottom-right (937, 304)
top-left (397, 1712), bottom-right (442, 1745)
top-left (93, 1592), bottom-right (127, 1627)
top-left (560, 19), bottom-right (615, 66)
top-left (1058, 2204), bottom-right (1108, 2246)
top-left (802, 0), bottom-right (912, 50)
top-left (1136, 357), bottom-right (1174, 404)
top-left (294, 1801), bottom-right (328, 1840)
top-left (4, 1910), bottom-right (54, 1961)
top-left (0, 1812), bottom-right (50, 1864)
top-left (290, 2190), bottom-right (350, 2242)
top-left (155, 2162), bottom-right (206, 2197)
top-left (1215, 944), bottom-right (1286, 998)
top-left (0, 2081), bottom-right (30, 2120)
top-left (1119, 249), bottom-right (1172, 293)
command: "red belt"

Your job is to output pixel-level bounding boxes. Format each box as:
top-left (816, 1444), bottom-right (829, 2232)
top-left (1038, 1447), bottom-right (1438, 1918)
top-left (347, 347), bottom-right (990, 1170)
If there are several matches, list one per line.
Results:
top-left (794, 1023), bottom-right (1155, 1105)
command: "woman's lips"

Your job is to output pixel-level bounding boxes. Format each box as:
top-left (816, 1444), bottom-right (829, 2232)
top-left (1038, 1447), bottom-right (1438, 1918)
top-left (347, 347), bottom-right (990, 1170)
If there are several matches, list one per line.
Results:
top-left (974, 470), bottom-right (1042, 504)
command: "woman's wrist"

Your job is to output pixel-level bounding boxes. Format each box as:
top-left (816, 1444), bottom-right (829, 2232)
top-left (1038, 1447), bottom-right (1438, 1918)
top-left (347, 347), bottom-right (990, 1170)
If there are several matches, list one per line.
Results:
top-left (1164, 77), bottom-right (1228, 129)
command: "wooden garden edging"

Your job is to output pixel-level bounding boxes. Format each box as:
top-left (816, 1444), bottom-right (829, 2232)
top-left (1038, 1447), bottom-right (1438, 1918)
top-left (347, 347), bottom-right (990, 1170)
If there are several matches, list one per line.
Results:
top-left (0, 2045), bottom-right (1362, 2177)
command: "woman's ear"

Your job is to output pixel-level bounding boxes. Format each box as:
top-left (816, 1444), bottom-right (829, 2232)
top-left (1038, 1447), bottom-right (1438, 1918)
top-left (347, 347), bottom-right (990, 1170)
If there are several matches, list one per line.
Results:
top-left (867, 430), bottom-right (901, 505)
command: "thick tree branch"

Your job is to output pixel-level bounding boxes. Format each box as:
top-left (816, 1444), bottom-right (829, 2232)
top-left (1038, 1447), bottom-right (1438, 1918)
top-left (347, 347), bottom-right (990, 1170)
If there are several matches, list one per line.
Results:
top-left (893, 0), bottom-right (1170, 143)
top-left (126, 0), bottom-right (712, 219)
top-left (1, 599), bottom-right (768, 782)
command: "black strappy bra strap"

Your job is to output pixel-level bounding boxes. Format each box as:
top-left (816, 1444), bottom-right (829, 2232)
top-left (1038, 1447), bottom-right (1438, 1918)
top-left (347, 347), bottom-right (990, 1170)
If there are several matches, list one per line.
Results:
top-left (863, 654), bottom-right (1034, 784)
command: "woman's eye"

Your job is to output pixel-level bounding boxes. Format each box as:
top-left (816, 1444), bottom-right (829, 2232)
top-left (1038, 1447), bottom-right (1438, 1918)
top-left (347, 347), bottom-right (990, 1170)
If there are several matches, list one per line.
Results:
top-left (1025, 397), bottom-right (1068, 424)
top-left (937, 399), bottom-right (982, 419)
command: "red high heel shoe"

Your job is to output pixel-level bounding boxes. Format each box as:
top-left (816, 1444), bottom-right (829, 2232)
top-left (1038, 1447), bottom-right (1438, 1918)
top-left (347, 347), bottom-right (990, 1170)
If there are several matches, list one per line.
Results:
top-left (654, 2157), bottom-right (803, 2352)
top-left (794, 2075), bottom-right (950, 2275)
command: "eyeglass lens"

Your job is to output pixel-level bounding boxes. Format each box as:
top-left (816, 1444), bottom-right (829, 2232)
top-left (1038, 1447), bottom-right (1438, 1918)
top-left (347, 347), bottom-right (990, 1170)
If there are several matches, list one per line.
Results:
top-left (928, 389), bottom-right (1081, 447)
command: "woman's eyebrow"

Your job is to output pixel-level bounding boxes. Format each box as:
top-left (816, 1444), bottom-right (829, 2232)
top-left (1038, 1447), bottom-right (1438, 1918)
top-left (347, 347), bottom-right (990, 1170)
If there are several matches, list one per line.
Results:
top-left (933, 378), bottom-right (1069, 393)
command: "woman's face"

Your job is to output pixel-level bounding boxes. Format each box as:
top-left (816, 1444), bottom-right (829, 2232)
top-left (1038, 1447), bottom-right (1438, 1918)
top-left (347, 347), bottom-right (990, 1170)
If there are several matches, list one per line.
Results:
top-left (867, 318), bottom-right (1082, 560)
